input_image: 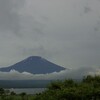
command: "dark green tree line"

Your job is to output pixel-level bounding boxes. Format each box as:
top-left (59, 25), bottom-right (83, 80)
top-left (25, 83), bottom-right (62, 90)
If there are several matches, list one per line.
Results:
top-left (34, 75), bottom-right (100, 100)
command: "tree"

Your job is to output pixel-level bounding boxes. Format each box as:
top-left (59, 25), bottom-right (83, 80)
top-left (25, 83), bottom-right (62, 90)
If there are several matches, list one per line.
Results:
top-left (20, 92), bottom-right (27, 100)
top-left (48, 80), bottom-right (63, 90)
top-left (34, 75), bottom-right (100, 100)
top-left (10, 91), bottom-right (16, 95)
top-left (5, 89), bottom-right (10, 95)
top-left (0, 88), bottom-right (5, 95)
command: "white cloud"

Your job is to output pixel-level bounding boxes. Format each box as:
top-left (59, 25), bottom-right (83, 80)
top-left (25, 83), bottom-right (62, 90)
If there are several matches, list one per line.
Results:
top-left (0, 66), bottom-right (100, 80)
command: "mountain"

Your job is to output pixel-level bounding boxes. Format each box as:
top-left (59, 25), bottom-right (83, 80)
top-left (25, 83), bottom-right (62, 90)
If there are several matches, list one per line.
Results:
top-left (0, 56), bottom-right (65, 74)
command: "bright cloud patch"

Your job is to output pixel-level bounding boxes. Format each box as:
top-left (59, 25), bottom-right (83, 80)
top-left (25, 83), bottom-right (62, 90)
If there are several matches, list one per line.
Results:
top-left (0, 67), bottom-right (100, 80)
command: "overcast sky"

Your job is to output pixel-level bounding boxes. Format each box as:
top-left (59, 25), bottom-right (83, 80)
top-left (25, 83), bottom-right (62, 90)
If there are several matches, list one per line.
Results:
top-left (0, 0), bottom-right (100, 70)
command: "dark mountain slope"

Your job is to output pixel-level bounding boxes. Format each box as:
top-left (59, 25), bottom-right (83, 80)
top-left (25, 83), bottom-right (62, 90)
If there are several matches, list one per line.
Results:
top-left (0, 56), bottom-right (66, 74)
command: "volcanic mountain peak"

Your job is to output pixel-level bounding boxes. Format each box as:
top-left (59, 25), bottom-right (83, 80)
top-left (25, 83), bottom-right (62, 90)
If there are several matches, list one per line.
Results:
top-left (26, 56), bottom-right (42, 60)
top-left (0, 56), bottom-right (66, 74)
top-left (23, 56), bottom-right (46, 62)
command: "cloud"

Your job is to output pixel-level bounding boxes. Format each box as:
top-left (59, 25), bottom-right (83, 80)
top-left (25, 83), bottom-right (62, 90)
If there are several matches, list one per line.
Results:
top-left (0, 66), bottom-right (100, 80)
top-left (84, 6), bottom-right (92, 14)
top-left (0, 0), bottom-right (24, 33)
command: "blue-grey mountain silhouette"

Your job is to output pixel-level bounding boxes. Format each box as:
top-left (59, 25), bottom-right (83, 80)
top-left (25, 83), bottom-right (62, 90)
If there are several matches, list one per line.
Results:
top-left (0, 56), bottom-right (65, 74)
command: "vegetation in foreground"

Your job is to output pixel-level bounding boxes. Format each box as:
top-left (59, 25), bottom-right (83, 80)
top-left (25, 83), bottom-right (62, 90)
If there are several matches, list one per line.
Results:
top-left (0, 75), bottom-right (100, 100)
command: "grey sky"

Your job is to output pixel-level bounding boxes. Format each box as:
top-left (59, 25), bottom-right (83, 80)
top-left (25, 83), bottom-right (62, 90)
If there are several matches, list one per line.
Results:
top-left (0, 0), bottom-right (100, 70)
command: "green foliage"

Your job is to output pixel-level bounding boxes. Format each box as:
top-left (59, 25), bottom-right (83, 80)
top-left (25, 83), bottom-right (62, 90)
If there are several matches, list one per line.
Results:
top-left (34, 75), bottom-right (100, 100)
top-left (19, 92), bottom-right (26, 96)
top-left (48, 80), bottom-right (63, 90)
top-left (0, 88), bottom-right (5, 95)
top-left (10, 91), bottom-right (16, 95)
